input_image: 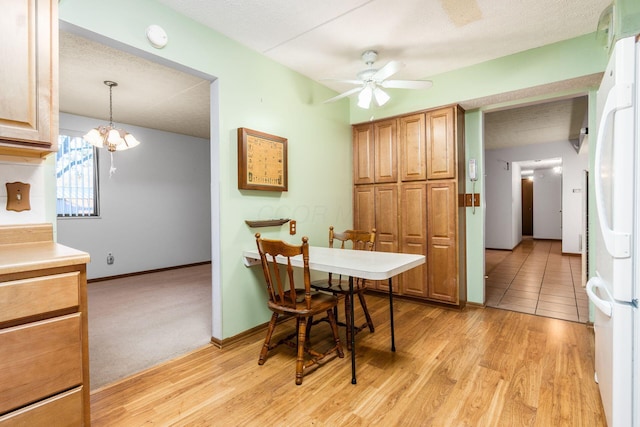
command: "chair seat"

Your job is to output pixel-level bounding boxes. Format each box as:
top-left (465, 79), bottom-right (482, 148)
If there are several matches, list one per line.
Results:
top-left (311, 277), bottom-right (366, 294)
top-left (268, 291), bottom-right (339, 316)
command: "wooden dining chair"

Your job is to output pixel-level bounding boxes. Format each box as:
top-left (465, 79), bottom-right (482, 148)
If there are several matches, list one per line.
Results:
top-left (310, 226), bottom-right (376, 350)
top-left (255, 233), bottom-right (344, 385)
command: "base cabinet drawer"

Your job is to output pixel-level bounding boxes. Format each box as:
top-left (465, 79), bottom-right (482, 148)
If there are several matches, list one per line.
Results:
top-left (0, 272), bottom-right (80, 324)
top-left (0, 387), bottom-right (83, 427)
top-left (0, 314), bottom-right (83, 414)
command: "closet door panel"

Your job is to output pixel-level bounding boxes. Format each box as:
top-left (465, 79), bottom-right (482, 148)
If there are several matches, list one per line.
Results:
top-left (399, 114), bottom-right (426, 181)
top-left (374, 119), bottom-right (397, 183)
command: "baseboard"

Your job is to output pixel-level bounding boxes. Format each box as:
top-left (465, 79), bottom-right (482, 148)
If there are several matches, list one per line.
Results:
top-left (211, 316), bottom-right (292, 349)
top-left (88, 261), bottom-right (211, 283)
top-left (561, 252), bottom-right (581, 257)
top-left (465, 301), bottom-right (486, 309)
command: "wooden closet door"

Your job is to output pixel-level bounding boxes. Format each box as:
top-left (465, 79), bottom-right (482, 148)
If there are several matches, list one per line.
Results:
top-left (374, 119), bottom-right (397, 183)
top-left (399, 113), bottom-right (426, 181)
top-left (400, 183), bottom-right (427, 297)
top-left (427, 181), bottom-right (458, 303)
top-left (353, 124), bottom-right (374, 184)
top-left (373, 184), bottom-right (399, 292)
top-left (353, 185), bottom-right (375, 232)
top-left (426, 107), bottom-right (455, 180)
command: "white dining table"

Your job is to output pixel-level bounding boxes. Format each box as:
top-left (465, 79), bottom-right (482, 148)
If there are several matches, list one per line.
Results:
top-left (243, 245), bottom-right (425, 384)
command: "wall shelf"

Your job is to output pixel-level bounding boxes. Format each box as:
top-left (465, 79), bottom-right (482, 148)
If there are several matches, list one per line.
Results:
top-left (245, 218), bottom-right (290, 228)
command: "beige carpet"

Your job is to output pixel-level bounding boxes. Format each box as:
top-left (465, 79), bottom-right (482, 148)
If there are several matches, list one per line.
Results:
top-left (88, 264), bottom-right (212, 390)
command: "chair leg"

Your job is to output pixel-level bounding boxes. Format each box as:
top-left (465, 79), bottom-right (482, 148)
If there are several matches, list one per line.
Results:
top-left (296, 317), bottom-right (307, 385)
top-left (305, 315), bottom-right (313, 342)
top-left (357, 291), bottom-right (375, 333)
top-left (259, 312), bottom-right (278, 365)
top-left (326, 309), bottom-right (344, 358)
top-left (344, 293), bottom-right (352, 351)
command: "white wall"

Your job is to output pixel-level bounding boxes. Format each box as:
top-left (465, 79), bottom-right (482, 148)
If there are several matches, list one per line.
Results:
top-left (485, 140), bottom-right (587, 253)
top-left (56, 113), bottom-right (211, 279)
top-left (485, 158), bottom-right (513, 249)
top-left (532, 167), bottom-right (562, 239)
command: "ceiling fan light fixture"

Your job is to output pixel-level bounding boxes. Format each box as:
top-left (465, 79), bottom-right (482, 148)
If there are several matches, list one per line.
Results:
top-left (357, 86), bottom-right (373, 109)
top-left (373, 87), bottom-right (390, 106)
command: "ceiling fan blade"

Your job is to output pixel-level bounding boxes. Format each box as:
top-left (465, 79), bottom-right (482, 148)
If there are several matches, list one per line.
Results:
top-left (323, 86), bottom-right (363, 103)
top-left (381, 80), bottom-right (433, 90)
top-left (321, 78), bottom-right (364, 86)
top-left (372, 60), bottom-right (404, 82)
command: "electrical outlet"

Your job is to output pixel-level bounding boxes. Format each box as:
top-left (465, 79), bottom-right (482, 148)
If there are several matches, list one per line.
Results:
top-left (107, 253), bottom-right (114, 265)
top-left (289, 220), bottom-right (297, 235)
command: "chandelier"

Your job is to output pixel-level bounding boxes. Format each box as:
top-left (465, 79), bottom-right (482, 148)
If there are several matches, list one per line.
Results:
top-left (83, 81), bottom-right (140, 176)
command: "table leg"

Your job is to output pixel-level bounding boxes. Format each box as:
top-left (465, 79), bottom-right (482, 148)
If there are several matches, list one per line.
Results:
top-left (389, 278), bottom-right (395, 352)
top-left (350, 276), bottom-right (356, 384)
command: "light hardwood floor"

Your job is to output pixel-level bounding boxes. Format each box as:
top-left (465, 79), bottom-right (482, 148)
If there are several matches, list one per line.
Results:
top-left (485, 239), bottom-right (589, 323)
top-left (91, 293), bottom-right (605, 426)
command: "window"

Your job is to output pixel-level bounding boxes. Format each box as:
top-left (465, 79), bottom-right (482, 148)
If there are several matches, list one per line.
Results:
top-left (56, 133), bottom-right (99, 217)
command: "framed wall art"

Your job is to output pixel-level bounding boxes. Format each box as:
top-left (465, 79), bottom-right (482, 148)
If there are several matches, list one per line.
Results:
top-left (237, 127), bottom-right (288, 191)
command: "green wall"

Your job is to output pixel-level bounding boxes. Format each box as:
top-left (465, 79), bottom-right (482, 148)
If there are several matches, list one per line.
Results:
top-left (59, 0), bottom-right (353, 339)
top-left (60, 0), bottom-right (613, 336)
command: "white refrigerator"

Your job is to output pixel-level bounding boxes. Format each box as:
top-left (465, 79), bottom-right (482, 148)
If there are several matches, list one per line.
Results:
top-left (587, 34), bottom-right (640, 427)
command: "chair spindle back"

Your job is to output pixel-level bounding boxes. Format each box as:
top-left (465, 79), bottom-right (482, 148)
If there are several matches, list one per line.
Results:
top-left (255, 233), bottom-right (311, 309)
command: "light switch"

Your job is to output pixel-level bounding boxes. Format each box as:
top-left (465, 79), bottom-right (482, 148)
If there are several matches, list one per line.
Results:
top-left (289, 220), bottom-right (297, 235)
top-left (6, 182), bottom-right (31, 212)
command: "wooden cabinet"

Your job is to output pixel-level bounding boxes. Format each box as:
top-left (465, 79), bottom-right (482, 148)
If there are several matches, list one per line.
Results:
top-left (354, 184), bottom-right (399, 292)
top-left (426, 182), bottom-right (459, 303)
top-left (400, 183), bottom-right (428, 297)
top-left (353, 124), bottom-right (374, 185)
top-left (374, 119), bottom-right (397, 183)
top-left (0, 224), bottom-right (90, 426)
top-left (353, 185), bottom-right (376, 232)
top-left (0, 0), bottom-right (58, 157)
top-left (426, 107), bottom-right (456, 180)
top-left (353, 120), bottom-right (398, 185)
top-left (399, 113), bottom-right (426, 181)
top-left (352, 104), bottom-right (466, 307)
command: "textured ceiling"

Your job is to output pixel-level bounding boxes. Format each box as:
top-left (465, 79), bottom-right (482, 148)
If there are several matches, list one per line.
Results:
top-left (59, 32), bottom-right (211, 139)
top-left (59, 0), bottom-right (610, 144)
top-left (153, 0), bottom-right (609, 94)
top-left (484, 96), bottom-right (589, 150)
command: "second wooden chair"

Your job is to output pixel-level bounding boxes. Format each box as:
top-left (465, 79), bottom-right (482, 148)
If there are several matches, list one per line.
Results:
top-left (310, 226), bottom-right (376, 350)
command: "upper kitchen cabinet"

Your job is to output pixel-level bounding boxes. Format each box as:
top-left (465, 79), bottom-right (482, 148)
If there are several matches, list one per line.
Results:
top-left (353, 124), bottom-right (375, 185)
top-left (353, 119), bottom-right (398, 185)
top-left (399, 113), bottom-right (426, 181)
top-left (373, 119), bottom-right (397, 183)
top-left (426, 107), bottom-right (456, 180)
top-left (0, 0), bottom-right (58, 158)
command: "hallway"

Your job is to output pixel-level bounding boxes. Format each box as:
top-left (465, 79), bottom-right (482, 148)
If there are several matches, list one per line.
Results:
top-left (485, 238), bottom-right (589, 323)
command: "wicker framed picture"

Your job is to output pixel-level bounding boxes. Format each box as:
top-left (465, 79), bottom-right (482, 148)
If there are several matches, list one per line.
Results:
top-left (237, 127), bottom-right (288, 191)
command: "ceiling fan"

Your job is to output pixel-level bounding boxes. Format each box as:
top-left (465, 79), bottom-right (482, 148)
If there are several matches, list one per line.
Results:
top-left (323, 50), bottom-right (433, 109)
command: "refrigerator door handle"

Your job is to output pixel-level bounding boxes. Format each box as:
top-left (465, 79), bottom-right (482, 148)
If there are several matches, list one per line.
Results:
top-left (586, 276), bottom-right (613, 318)
top-left (594, 83), bottom-right (633, 259)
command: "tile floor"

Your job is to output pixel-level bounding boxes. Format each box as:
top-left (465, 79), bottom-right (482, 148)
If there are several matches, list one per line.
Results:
top-left (485, 238), bottom-right (589, 323)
